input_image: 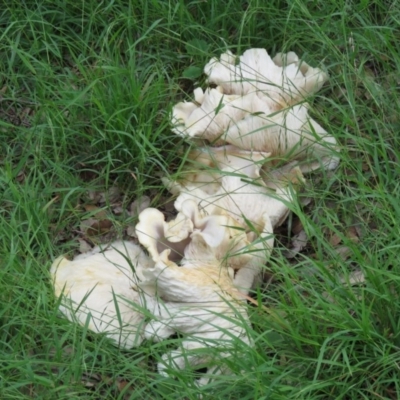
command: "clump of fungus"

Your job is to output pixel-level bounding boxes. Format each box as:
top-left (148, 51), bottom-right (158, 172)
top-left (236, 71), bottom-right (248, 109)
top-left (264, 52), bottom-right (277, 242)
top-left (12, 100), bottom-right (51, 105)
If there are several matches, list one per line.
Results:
top-left (137, 207), bottom-right (253, 385)
top-left (172, 48), bottom-right (339, 173)
top-left (50, 241), bottom-right (153, 348)
top-left (49, 46), bottom-right (340, 386)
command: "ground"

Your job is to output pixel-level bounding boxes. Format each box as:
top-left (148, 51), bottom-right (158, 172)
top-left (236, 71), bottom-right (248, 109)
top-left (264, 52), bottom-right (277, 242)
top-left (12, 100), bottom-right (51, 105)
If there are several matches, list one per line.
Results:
top-left (1, 1), bottom-right (400, 399)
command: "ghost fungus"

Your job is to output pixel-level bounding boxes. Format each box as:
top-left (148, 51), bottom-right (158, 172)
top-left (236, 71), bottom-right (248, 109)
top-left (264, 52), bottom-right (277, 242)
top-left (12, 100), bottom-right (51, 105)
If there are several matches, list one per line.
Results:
top-left (171, 48), bottom-right (339, 173)
top-left (178, 199), bottom-right (255, 272)
top-left (162, 144), bottom-right (305, 292)
top-left (173, 94), bottom-right (338, 173)
top-left (165, 156), bottom-right (306, 294)
top-left (135, 207), bottom-right (192, 263)
top-left (221, 103), bottom-right (339, 172)
top-left (138, 218), bottom-right (252, 385)
top-left (172, 86), bottom-right (271, 140)
top-left (137, 199), bottom-right (254, 273)
top-left (204, 48), bottom-right (328, 107)
top-left (50, 241), bottom-right (153, 349)
top-left (163, 144), bottom-right (270, 196)
top-left (171, 160), bottom-right (303, 231)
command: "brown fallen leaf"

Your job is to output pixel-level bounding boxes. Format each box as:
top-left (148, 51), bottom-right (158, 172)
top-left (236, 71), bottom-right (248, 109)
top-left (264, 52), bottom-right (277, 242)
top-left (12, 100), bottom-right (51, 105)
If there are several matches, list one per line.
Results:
top-left (80, 218), bottom-right (113, 237)
top-left (340, 270), bottom-right (365, 285)
top-left (335, 246), bottom-right (352, 261)
top-left (115, 378), bottom-right (130, 393)
top-left (291, 217), bottom-right (304, 235)
top-left (112, 205), bottom-right (125, 215)
top-left (346, 226), bottom-right (360, 243)
top-left (16, 169), bottom-right (25, 183)
top-left (329, 232), bottom-right (342, 247)
top-left (83, 204), bottom-right (108, 219)
top-left (88, 186), bottom-right (121, 205)
top-left (284, 230), bottom-right (308, 259)
top-left (163, 198), bottom-right (176, 214)
top-left (78, 238), bottom-right (92, 254)
top-left (126, 225), bottom-right (137, 238)
top-left (129, 196), bottom-right (151, 218)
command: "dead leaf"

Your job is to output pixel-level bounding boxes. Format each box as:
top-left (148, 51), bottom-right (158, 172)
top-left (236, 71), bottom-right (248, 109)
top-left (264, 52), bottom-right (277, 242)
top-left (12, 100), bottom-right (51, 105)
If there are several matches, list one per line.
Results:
top-left (129, 196), bottom-right (151, 218)
top-left (87, 186), bottom-right (121, 205)
top-left (83, 204), bottom-right (108, 219)
top-left (291, 218), bottom-right (304, 235)
top-left (112, 205), bottom-right (125, 215)
top-left (300, 196), bottom-right (312, 207)
top-left (78, 239), bottom-right (92, 254)
top-left (340, 270), bottom-right (365, 285)
top-left (87, 190), bottom-right (102, 203)
top-left (329, 233), bottom-right (342, 247)
top-left (80, 218), bottom-right (113, 237)
top-left (335, 246), bottom-right (352, 261)
top-left (115, 378), bottom-right (130, 392)
top-left (163, 198), bottom-right (176, 214)
top-left (81, 372), bottom-right (101, 388)
top-left (284, 230), bottom-right (308, 259)
top-left (126, 225), bottom-right (137, 238)
top-left (16, 169), bottom-right (25, 183)
top-left (346, 226), bottom-right (360, 242)
top-left (354, 224), bottom-right (363, 239)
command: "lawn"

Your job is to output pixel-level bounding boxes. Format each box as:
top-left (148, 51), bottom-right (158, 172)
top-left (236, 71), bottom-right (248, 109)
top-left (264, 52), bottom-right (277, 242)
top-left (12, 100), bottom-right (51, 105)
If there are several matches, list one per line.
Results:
top-left (1, 0), bottom-right (400, 398)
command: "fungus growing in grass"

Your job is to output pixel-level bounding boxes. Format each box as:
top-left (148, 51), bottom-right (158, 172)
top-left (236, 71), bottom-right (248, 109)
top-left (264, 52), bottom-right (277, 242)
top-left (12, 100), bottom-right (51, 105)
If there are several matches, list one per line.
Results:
top-left (136, 199), bottom-right (254, 272)
top-left (166, 146), bottom-right (304, 232)
top-left (172, 48), bottom-right (339, 172)
top-left (134, 207), bottom-right (192, 263)
top-left (163, 144), bottom-right (270, 195)
top-left (172, 86), bottom-right (270, 142)
top-left (162, 146), bottom-right (305, 292)
top-left (137, 212), bottom-right (254, 386)
top-left (204, 49), bottom-right (328, 106)
top-left (50, 241), bottom-right (153, 349)
top-left (50, 45), bottom-right (341, 387)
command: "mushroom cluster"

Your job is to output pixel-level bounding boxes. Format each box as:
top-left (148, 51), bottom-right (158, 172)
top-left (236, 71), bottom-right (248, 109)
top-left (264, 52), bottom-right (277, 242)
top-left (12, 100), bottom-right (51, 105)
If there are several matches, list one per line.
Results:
top-left (50, 48), bottom-right (339, 385)
top-left (172, 49), bottom-right (339, 173)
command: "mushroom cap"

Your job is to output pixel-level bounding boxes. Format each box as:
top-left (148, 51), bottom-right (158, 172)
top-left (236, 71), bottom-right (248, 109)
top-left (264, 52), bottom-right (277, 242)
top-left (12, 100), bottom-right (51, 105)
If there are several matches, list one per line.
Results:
top-left (135, 208), bottom-right (191, 263)
top-left (50, 241), bottom-right (152, 348)
top-left (172, 98), bottom-right (339, 173)
top-left (172, 87), bottom-right (264, 139)
top-left (222, 103), bottom-right (338, 168)
top-left (180, 200), bottom-right (253, 270)
top-left (164, 145), bottom-right (270, 196)
top-left (186, 144), bottom-right (270, 179)
top-left (171, 48), bottom-right (338, 172)
top-left (135, 204), bottom-right (253, 384)
top-left (204, 48), bottom-right (328, 107)
top-left (173, 162), bottom-right (303, 232)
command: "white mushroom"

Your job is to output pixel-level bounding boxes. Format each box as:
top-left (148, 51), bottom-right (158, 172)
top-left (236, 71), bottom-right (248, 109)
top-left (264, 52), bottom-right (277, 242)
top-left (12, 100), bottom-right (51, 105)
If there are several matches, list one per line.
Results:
top-left (220, 103), bottom-right (339, 172)
top-left (173, 92), bottom-right (339, 172)
top-left (163, 144), bottom-right (270, 196)
top-left (139, 219), bottom-right (253, 385)
top-left (163, 148), bottom-right (303, 292)
top-left (204, 48), bottom-right (328, 107)
top-left (172, 86), bottom-right (271, 140)
top-left (136, 199), bottom-right (254, 272)
top-left (171, 48), bottom-right (339, 173)
top-left (50, 241), bottom-right (153, 349)
top-left (135, 207), bottom-right (192, 263)
top-left (179, 199), bottom-right (259, 272)
top-left (171, 157), bottom-right (304, 231)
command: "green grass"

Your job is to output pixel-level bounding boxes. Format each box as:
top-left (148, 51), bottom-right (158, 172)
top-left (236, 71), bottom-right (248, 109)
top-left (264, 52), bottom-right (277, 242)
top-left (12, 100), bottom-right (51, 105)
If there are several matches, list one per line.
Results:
top-left (1, 0), bottom-right (400, 398)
